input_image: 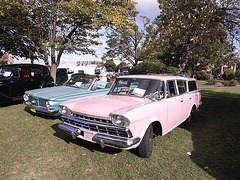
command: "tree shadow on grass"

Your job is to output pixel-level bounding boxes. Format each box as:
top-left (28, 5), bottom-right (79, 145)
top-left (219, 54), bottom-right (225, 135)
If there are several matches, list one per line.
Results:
top-left (51, 123), bottom-right (122, 155)
top-left (180, 88), bottom-right (240, 180)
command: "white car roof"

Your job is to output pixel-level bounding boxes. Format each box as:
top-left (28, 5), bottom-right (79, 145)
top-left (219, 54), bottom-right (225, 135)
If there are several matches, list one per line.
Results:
top-left (118, 74), bottom-right (196, 81)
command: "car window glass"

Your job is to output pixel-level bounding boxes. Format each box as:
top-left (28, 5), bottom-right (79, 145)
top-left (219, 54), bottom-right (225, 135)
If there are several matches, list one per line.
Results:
top-left (0, 67), bottom-right (12, 77)
top-left (166, 80), bottom-right (176, 98)
top-left (188, 81), bottom-right (197, 91)
top-left (111, 78), bottom-right (164, 99)
top-left (177, 80), bottom-right (187, 94)
top-left (92, 81), bottom-right (108, 90)
top-left (64, 75), bottom-right (94, 89)
top-left (41, 67), bottom-right (50, 77)
top-left (20, 68), bottom-right (28, 78)
top-left (12, 69), bottom-right (20, 78)
top-left (31, 68), bottom-right (42, 77)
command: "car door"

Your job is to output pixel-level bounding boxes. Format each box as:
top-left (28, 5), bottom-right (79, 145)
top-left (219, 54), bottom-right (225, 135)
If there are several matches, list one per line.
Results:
top-left (30, 67), bottom-right (44, 89)
top-left (10, 68), bottom-right (30, 99)
top-left (177, 80), bottom-right (192, 121)
top-left (165, 80), bottom-right (183, 130)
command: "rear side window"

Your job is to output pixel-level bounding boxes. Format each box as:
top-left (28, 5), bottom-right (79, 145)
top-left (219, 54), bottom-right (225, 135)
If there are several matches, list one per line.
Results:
top-left (177, 80), bottom-right (187, 94)
top-left (41, 67), bottom-right (50, 77)
top-left (166, 80), bottom-right (177, 98)
top-left (31, 68), bottom-right (42, 77)
top-left (188, 81), bottom-right (197, 91)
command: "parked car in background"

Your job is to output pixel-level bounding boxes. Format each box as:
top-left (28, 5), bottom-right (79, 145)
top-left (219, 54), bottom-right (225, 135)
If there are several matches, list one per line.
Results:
top-left (58, 75), bottom-right (202, 158)
top-left (0, 64), bottom-right (54, 105)
top-left (24, 74), bottom-right (113, 116)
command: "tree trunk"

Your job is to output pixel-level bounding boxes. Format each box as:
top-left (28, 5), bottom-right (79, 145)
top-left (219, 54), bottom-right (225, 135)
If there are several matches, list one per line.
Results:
top-left (50, 63), bottom-right (57, 83)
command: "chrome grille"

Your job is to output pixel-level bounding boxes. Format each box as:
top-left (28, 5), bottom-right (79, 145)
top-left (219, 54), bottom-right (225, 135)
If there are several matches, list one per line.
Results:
top-left (61, 114), bottom-right (132, 138)
top-left (29, 96), bottom-right (47, 107)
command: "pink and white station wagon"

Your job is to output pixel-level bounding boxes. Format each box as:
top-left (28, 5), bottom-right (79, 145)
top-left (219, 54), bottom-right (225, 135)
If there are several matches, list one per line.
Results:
top-left (58, 75), bottom-right (201, 158)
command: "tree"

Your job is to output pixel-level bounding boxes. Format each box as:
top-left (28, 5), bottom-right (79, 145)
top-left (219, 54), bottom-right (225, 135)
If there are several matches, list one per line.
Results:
top-left (129, 61), bottom-right (177, 75)
top-left (149, 0), bottom-right (240, 73)
top-left (116, 61), bottom-right (127, 72)
top-left (0, 0), bottom-right (137, 82)
top-left (0, 53), bottom-right (8, 65)
top-left (104, 60), bottom-right (116, 72)
top-left (102, 16), bottom-right (150, 66)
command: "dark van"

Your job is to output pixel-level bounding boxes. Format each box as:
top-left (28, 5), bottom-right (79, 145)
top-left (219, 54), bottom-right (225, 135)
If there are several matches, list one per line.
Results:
top-left (0, 64), bottom-right (54, 104)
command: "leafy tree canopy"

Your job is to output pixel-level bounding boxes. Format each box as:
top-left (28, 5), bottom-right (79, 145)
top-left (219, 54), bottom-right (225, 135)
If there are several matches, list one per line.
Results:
top-left (129, 61), bottom-right (177, 75)
top-left (143, 0), bottom-right (240, 73)
top-left (0, 53), bottom-right (8, 65)
top-left (102, 16), bottom-right (151, 66)
top-left (104, 60), bottom-right (116, 72)
top-left (0, 0), bottom-right (137, 82)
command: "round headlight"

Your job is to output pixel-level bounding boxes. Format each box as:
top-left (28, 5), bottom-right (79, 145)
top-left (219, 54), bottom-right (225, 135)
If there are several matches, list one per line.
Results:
top-left (46, 101), bottom-right (52, 110)
top-left (23, 94), bottom-right (29, 102)
top-left (59, 105), bottom-right (72, 116)
top-left (111, 115), bottom-right (130, 127)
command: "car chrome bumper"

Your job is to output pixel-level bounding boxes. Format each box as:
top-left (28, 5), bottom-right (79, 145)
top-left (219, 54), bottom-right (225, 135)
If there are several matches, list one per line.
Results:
top-left (24, 102), bottom-right (59, 115)
top-left (58, 123), bottom-right (140, 149)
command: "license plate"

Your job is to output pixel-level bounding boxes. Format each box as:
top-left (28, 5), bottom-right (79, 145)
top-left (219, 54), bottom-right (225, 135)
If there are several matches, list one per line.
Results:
top-left (30, 108), bottom-right (36, 113)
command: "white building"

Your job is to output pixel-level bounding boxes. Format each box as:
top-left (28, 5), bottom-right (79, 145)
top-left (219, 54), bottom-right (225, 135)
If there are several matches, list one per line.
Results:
top-left (58, 60), bottom-right (107, 80)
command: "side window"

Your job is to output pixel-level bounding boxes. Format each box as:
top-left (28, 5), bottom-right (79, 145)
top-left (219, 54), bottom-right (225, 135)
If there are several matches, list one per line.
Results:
top-left (20, 68), bottom-right (28, 78)
top-left (31, 68), bottom-right (42, 77)
top-left (41, 67), bottom-right (50, 77)
top-left (166, 80), bottom-right (177, 98)
top-left (188, 81), bottom-right (197, 91)
top-left (13, 69), bottom-right (20, 78)
top-left (177, 80), bottom-right (187, 95)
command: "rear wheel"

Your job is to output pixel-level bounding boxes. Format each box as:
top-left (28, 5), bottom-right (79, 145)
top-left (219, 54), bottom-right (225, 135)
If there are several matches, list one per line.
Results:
top-left (137, 124), bottom-right (153, 158)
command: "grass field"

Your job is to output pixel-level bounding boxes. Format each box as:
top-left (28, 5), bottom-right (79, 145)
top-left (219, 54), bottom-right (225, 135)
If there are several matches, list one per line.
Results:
top-left (0, 86), bottom-right (240, 179)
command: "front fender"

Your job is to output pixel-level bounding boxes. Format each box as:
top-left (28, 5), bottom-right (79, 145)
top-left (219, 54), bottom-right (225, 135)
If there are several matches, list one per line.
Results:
top-left (128, 117), bottom-right (162, 146)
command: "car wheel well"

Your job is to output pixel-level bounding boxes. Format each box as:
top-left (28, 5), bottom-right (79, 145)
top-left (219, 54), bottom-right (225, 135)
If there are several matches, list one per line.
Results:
top-left (152, 121), bottom-right (162, 136)
top-left (192, 104), bottom-right (197, 110)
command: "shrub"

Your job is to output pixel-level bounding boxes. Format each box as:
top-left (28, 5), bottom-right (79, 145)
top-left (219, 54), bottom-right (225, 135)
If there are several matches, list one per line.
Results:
top-left (207, 79), bottom-right (218, 85)
top-left (222, 81), bottom-right (230, 86)
top-left (165, 66), bottom-right (178, 74)
top-left (195, 71), bottom-right (207, 80)
top-left (130, 62), bottom-right (167, 75)
top-left (222, 80), bottom-right (238, 86)
top-left (229, 80), bottom-right (239, 86)
top-left (222, 69), bottom-right (235, 80)
top-left (235, 69), bottom-right (240, 81)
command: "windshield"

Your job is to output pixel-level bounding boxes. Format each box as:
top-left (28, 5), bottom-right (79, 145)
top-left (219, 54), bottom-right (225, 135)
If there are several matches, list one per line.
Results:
top-left (0, 67), bottom-right (13, 78)
top-left (63, 75), bottom-right (94, 90)
top-left (109, 78), bottom-right (165, 100)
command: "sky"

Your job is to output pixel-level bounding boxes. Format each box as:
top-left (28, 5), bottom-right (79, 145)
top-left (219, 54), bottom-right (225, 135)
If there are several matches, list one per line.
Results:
top-left (16, 0), bottom-right (160, 66)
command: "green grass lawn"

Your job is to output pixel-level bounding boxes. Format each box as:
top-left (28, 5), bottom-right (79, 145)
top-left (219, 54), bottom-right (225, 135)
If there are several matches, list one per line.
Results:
top-left (0, 86), bottom-right (240, 179)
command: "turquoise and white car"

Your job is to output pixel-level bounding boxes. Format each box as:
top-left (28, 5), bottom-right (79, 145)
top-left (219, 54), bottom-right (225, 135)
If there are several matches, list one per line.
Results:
top-left (23, 74), bottom-right (112, 116)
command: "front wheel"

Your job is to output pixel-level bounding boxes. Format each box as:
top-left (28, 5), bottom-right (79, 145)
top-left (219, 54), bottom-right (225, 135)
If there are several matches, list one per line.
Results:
top-left (137, 124), bottom-right (153, 158)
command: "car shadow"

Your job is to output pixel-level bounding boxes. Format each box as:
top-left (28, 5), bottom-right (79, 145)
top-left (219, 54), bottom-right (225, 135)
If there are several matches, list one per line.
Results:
top-left (0, 100), bottom-right (23, 107)
top-left (23, 106), bottom-right (59, 120)
top-left (51, 123), bottom-right (122, 155)
top-left (180, 89), bottom-right (240, 179)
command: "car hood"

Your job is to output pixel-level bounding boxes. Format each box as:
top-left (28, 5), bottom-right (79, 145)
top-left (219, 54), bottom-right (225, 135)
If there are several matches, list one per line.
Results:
top-left (63, 95), bottom-right (152, 119)
top-left (25, 86), bottom-right (109, 101)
